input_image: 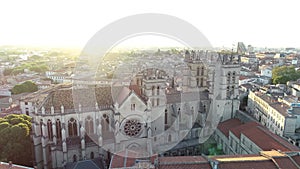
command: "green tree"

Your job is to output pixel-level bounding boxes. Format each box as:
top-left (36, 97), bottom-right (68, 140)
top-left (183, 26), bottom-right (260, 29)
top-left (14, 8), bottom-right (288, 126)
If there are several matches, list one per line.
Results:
top-left (208, 143), bottom-right (223, 156)
top-left (11, 81), bottom-right (38, 94)
top-left (272, 66), bottom-right (300, 84)
top-left (0, 114), bottom-right (33, 167)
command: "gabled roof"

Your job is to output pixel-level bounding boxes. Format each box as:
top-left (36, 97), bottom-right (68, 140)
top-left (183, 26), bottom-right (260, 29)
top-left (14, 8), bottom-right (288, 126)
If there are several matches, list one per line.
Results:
top-left (116, 87), bottom-right (131, 105)
top-left (217, 118), bottom-right (243, 137)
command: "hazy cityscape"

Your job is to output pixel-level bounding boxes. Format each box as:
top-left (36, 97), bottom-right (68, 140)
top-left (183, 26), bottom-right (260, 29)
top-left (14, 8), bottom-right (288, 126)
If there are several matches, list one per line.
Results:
top-left (1, 0), bottom-right (300, 169)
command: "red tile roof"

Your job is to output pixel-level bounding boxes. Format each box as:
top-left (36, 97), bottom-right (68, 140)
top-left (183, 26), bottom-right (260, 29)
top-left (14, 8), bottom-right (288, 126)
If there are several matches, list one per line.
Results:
top-left (110, 150), bottom-right (157, 168)
top-left (218, 160), bottom-right (278, 169)
top-left (159, 163), bottom-right (211, 169)
top-left (230, 121), bottom-right (259, 138)
top-left (219, 118), bottom-right (299, 152)
top-left (217, 118), bottom-right (243, 137)
top-left (159, 156), bottom-right (211, 169)
top-left (242, 126), bottom-right (299, 151)
top-left (159, 156), bottom-right (208, 164)
top-left (273, 157), bottom-right (298, 169)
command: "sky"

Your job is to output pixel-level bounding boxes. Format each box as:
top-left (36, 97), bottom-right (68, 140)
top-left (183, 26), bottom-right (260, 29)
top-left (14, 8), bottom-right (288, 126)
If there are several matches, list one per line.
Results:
top-left (0, 0), bottom-right (300, 49)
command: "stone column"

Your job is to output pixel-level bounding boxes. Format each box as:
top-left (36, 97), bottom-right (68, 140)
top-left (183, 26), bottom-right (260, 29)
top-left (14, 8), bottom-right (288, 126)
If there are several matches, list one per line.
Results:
top-left (62, 128), bottom-right (67, 163)
top-left (80, 126), bottom-right (86, 159)
top-left (51, 106), bottom-right (54, 115)
top-left (52, 119), bottom-right (57, 144)
top-left (61, 105), bottom-right (64, 114)
top-left (41, 122), bottom-right (48, 169)
top-left (42, 107), bottom-right (45, 115)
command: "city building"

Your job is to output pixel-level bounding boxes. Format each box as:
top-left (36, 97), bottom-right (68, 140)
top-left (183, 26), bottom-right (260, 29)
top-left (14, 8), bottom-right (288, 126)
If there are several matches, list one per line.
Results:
top-left (213, 118), bottom-right (299, 155)
top-left (20, 51), bottom-right (241, 169)
top-left (247, 90), bottom-right (297, 137)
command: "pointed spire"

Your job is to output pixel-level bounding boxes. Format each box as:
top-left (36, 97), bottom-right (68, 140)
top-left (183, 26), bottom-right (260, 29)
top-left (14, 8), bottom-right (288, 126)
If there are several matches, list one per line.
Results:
top-left (41, 107), bottom-right (45, 114)
top-left (61, 105), bottom-right (64, 114)
top-left (51, 106), bottom-right (54, 114)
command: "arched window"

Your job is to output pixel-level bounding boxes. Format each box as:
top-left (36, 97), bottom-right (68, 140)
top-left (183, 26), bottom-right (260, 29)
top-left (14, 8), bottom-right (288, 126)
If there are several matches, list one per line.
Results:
top-left (165, 109), bottom-right (168, 124)
top-left (68, 118), bottom-right (78, 137)
top-left (227, 72), bottom-right (231, 83)
top-left (101, 114), bottom-right (109, 132)
top-left (85, 116), bottom-right (94, 135)
top-left (73, 154), bottom-right (77, 162)
top-left (227, 86), bottom-right (230, 98)
top-left (90, 152), bottom-right (94, 159)
top-left (232, 71), bottom-right (236, 83)
top-left (40, 119), bottom-right (43, 136)
top-left (178, 108), bottom-right (181, 121)
top-left (56, 119), bottom-right (62, 139)
top-left (47, 119), bottom-right (53, 141)
top-left (157, 86), bottom-right (160, 95)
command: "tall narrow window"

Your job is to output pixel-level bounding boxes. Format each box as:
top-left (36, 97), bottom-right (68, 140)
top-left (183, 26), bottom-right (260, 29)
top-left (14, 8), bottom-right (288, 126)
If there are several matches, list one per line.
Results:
top-left (168, 134), bottom-right (172, 142)
top-left (200, 78), bottom-right (204, 87)
top-left (165, 109), bottom-right (168, 124)
top-left (90, 152), bottom-right (94, 159)
top-left (201, 67), bottom-right (204, 76)
top-left (157, 86), bottom-right (160, 95)
top-left (196, 78), bottom-right (199, 86)
top-left (85, 116), bottom-right (94, 135)
top-left (56, 119), bottom-right (61, 139)
top-left (152, 86), bottom-right (155, 95)
top-left (47, 119), bottom-right (53, 141)
top-left (101, 114), bottom-right (109, 132)
top-left (227, 72), bottom-right (231, 83)
top-left (151, 99), bottom-right (154, 107)
top-left (197, 67), bottom-right (200, 76)
top-left (73, 155), bottom-right (77, 162)
top-left (40, 119), bottom-right (43, 136)
top-left (232, 71), bottom-right (236, 83)
top-left (131, 104), bottom-right (136, 111)
top-left (68, 118), bottom-right (78, 137)
top-left (227, 86), bottom-right (230, 98)
top-left (157, 98), bottom-right (159, 106)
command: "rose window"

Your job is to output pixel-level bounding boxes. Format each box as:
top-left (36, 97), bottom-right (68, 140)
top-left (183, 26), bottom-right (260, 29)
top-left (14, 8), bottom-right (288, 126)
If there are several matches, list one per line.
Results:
top-left (124, 119), bottom-right (142, 137)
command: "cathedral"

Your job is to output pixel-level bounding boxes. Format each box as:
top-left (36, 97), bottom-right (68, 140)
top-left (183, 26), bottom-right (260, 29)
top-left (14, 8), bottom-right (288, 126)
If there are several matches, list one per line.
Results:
top-left (20, 50), bottom-right (240, 169)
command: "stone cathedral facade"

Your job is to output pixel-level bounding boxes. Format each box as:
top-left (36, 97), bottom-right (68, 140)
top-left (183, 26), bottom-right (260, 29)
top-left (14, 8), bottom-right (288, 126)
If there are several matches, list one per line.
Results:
top-left (20, 50), bottom-right (240, 169)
